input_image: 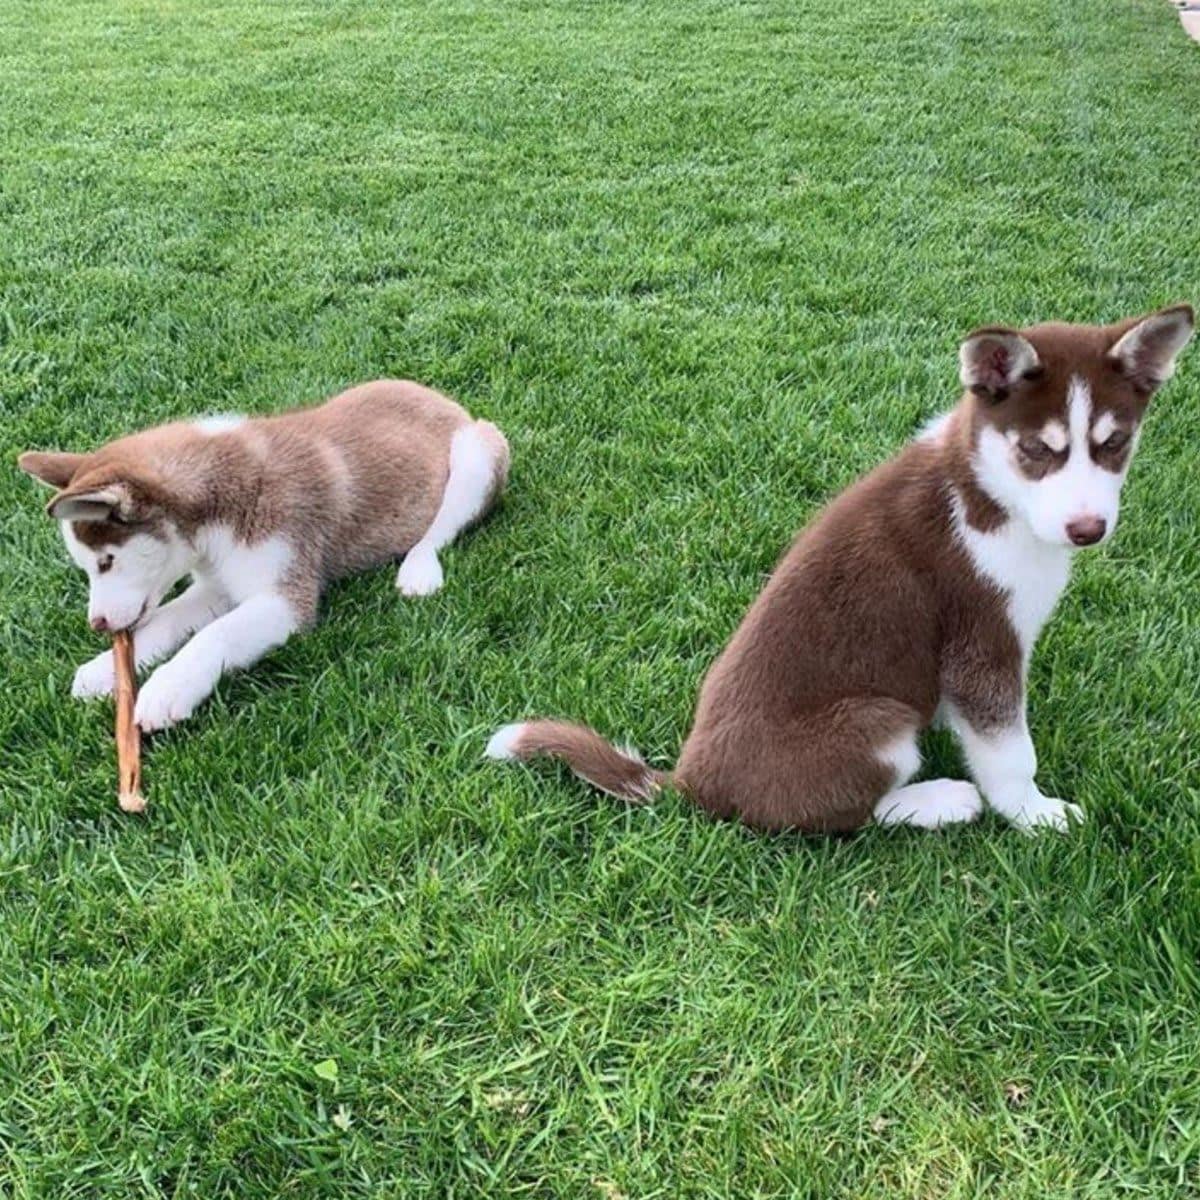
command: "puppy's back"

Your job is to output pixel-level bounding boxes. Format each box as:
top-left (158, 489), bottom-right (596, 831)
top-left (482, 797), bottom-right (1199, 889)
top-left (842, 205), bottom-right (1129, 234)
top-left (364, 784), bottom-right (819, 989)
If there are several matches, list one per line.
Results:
top-left (253, 380), bottom-right (475, 581)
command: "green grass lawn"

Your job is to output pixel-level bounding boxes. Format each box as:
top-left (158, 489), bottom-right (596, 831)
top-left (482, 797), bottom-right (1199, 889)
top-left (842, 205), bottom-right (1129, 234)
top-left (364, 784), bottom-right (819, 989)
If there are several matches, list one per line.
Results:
top-left (2, 1), bottom-right (1199, 1195)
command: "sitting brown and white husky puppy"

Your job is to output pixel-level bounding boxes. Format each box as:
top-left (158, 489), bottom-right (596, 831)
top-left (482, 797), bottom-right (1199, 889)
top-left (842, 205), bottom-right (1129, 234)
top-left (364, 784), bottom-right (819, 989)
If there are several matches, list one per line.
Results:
top-left (20, 380), bottom-right (509, 731)
top-left (489, 305), bottom-right (1193, 833)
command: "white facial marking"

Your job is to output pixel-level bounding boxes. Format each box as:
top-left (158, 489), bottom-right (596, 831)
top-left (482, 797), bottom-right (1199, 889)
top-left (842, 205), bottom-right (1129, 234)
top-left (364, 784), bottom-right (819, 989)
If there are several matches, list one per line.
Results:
top-left (1039, 419), bottom-right (1068, 453)
top-left (1066, 375), bottom-right (1090, 445)
top-left (62, 522), bottom-right (193, 631)
top-left (194, 414), bottom-right (246, 435)
top-left (1091, 411), bottom-right (1116, 444)
top-left (973, 375), bottom-right (1133, 548)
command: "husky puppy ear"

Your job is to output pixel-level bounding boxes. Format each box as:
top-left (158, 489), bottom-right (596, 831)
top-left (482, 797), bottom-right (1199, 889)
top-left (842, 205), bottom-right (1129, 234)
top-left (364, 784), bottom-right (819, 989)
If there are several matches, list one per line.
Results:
top-left (46, 480), bottom-right (141, 524)
top-left (17, 451), bottom-right (87, 489)
top-left (1107, 304), bottom-right (1195, 395)
top-left (959, 327), bottom-right (1041, 402)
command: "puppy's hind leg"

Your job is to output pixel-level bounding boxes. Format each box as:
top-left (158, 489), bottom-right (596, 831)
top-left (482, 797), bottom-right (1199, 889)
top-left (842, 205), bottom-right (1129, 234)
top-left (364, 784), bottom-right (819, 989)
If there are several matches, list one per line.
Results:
top-left (872, 728), bottom-right (982, 830)
top-left (396, 420), bottom-right (510, 597)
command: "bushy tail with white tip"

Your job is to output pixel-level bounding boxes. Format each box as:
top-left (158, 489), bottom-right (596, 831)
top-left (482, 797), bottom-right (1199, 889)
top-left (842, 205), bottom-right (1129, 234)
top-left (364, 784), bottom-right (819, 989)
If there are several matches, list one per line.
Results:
top-left (486, 719), bottom-right (669, 803)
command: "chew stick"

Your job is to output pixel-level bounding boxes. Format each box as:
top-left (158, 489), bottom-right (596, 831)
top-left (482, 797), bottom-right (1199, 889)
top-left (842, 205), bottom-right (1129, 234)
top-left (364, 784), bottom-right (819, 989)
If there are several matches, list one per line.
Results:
top-left (112, 629), bottom-right (145, 813)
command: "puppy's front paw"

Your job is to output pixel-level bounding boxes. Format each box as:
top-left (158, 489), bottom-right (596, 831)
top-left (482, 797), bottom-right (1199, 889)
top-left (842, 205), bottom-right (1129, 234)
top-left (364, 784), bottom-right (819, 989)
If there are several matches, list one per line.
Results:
top-left (396, 549), bottom-right (444, 597)
top-left (1009, 794), bottom-right (1085, 834)
top-left (73, 652), bottom-right (115, 700)
top-left (135, 663), bottom-right (208, 732)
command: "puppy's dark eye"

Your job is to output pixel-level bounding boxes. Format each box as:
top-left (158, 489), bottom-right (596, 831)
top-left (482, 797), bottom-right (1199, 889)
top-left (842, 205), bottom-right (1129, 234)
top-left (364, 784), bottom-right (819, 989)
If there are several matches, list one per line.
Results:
top-left (97, 555), bottom-right (114, 574)
top-left (1102, 430), bottom-right (1129, 452)
top-left (1018, 437), bottom-right (1053, 461)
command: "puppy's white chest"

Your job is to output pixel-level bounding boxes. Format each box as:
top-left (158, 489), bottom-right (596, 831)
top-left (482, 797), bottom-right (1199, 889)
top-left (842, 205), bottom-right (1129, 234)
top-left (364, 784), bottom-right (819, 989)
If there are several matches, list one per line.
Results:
top-left (957, 514), bottom-right (1072, 662)
top-left (194, 526), bottom-right (294, 605)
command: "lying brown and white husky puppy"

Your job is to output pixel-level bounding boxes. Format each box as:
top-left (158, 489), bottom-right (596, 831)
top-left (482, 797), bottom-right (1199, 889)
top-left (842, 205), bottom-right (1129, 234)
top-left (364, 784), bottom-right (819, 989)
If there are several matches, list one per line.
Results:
top-left (489, 305), bottom-right (1193, 833)
top-left (19, 380), bottom-right (509, 731)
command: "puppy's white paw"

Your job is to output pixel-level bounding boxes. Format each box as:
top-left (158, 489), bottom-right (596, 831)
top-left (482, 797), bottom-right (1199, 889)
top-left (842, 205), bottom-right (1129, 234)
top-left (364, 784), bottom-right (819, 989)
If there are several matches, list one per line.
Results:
top-left (396, 549), bottom-right (444, 597)
top-left (875, 778), bottom-right (983, 829)
top-left (135, 663), bottom-right (207, 732)
top-left (1008, 794), bottom-right (1085, 834)
top-left (73, 652), bottom-right (115, 700)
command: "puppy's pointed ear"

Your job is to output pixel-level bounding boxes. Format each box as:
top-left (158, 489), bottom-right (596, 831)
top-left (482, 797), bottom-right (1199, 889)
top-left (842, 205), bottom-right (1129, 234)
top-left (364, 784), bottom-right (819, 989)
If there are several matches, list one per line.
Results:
top-left (17, 451), bottom-right (87, 489)
top-left (1108, 304), bottom-right (1195, 394)
top-left (959, 327), bottom-right (1041, 401)
top-left (46, 481), bottom-right (137, 523)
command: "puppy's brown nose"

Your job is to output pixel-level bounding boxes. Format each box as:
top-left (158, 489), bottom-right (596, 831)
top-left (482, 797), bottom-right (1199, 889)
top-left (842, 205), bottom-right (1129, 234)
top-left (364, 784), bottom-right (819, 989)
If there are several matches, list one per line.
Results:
top-left (1066, 516), bottom-right (1106, 546)
top-left (90, 615), bottom-right (110, 633)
